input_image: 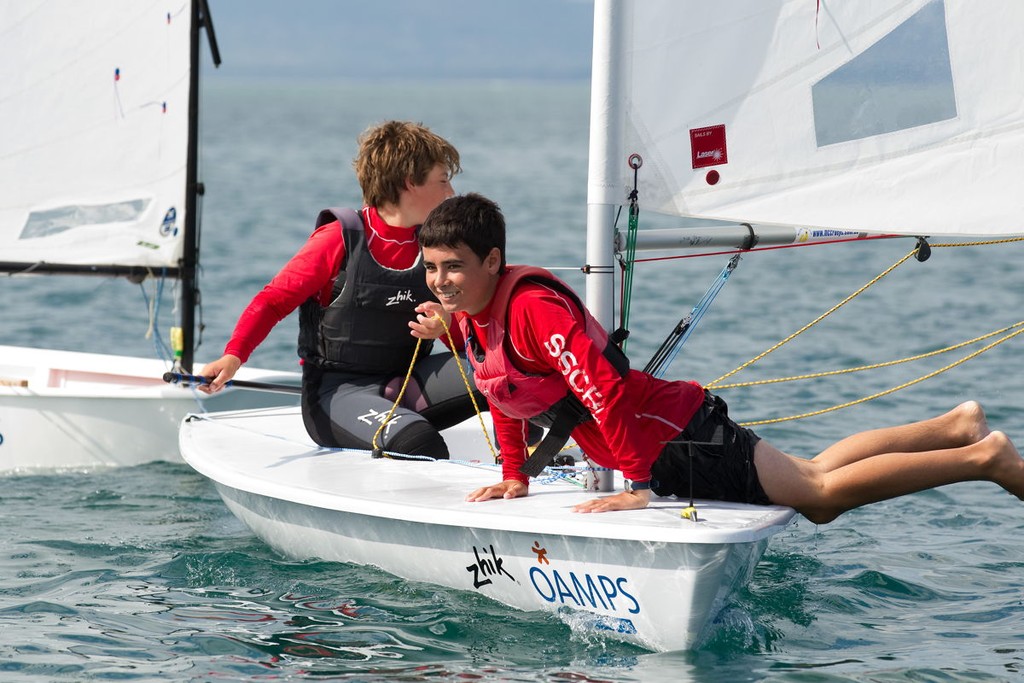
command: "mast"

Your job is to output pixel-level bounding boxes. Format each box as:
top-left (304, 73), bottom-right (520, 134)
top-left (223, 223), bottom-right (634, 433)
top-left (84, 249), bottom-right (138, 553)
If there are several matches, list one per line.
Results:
top-left (179, 0), bottom-right (202, 373)
top-left (584, 0), bottom-right (625, 332)
top-left (180, 0), bottom-right (221, 372)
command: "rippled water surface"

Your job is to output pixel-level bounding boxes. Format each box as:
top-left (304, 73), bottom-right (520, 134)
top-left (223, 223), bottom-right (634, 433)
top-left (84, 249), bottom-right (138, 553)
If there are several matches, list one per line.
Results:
top-left (3, 81), bottom-right (1024, 681)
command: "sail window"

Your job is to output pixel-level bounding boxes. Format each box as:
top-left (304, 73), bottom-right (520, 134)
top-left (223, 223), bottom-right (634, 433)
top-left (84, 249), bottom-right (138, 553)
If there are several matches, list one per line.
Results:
top-left (812, 0), bottom-right (956, 146)
top-left (20, 199), bottom-right (151, 239)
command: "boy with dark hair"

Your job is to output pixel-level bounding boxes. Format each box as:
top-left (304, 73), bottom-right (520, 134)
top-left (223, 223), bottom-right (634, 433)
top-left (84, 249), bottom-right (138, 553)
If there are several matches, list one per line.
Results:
top-left (413, 193), bottom-right (1024, 521)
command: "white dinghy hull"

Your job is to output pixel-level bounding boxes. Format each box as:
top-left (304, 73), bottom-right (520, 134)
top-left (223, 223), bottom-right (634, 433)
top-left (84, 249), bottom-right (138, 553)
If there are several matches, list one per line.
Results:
top-left (0, 346), bottom-right (299, 473)
top-left (180, 406), bottom-right (796, 652)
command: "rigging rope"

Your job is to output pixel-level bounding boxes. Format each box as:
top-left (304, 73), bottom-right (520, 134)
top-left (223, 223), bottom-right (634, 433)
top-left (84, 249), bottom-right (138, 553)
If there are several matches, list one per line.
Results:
top-left (737, 323), bottom-right (1024, 427)
top-left (371, 314), bottom-right (499, 463)
top-left (644, 253), bottom-right (742, 378)
top-left (632, 232), bottom-right (898, 265)
top-left (617, 155), bottom-right (644, 351)
top-left (373, 237), bottom-right (1024, 455)
top-left (704, 246), bottom-right (920, 389)
top-left (703, 238), bottom-right (1024, 425)
top-left (712, 320), bottom-right (1024, 390)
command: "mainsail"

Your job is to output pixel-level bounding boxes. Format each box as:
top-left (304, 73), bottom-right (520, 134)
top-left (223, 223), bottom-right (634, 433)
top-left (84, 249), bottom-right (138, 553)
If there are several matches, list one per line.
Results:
top-left (593, 0), bottom-right (1024, 238)
top-left (585, 0), bottom-right (1024, 328)
top-left (0, 1), bottom-right (194, 267)
top-left (0, 0), bottom-right (218, 370)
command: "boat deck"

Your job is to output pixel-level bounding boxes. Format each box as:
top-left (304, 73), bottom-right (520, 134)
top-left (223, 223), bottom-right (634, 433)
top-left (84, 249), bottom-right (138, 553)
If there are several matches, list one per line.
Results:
top-left (180, 406), bottom-right (797, 545)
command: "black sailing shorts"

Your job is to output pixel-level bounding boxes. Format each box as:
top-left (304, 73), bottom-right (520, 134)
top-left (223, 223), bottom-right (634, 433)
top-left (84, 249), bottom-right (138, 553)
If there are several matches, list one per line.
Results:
top-left (650, 391), bottom-right (771, 505)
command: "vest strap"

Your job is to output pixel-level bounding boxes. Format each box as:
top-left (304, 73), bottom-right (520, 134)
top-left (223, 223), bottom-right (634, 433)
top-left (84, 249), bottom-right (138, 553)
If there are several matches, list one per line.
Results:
top-left (519, 395), bottom-right (591, 477)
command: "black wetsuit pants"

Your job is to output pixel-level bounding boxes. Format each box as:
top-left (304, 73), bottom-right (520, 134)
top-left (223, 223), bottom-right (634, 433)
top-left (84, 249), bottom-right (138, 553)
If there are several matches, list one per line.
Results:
top-left (302, 352), bottom-right (482, 459)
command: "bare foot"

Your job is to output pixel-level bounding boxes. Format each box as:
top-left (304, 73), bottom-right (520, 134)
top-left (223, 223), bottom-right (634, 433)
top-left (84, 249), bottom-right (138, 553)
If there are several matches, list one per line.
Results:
top-left (982, 431), bottom-right (1024, 500)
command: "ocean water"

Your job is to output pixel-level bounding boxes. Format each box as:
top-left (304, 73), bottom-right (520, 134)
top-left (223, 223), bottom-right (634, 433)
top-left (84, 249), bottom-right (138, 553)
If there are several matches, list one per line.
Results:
top-left (3, 81), bottom-right (1024, 681)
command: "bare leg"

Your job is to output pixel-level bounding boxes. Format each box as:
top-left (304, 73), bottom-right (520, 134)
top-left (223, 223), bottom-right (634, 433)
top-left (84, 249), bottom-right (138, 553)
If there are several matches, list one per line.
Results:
top-left (755, 429), bottom-right (1024, 524)
top-left (811, 401), bottom-right (990, 470)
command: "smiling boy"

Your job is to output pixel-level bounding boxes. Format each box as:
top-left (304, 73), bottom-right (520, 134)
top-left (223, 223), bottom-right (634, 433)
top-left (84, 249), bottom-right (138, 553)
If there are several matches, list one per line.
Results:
top-left (412, 193), bottom-right (1024, 521)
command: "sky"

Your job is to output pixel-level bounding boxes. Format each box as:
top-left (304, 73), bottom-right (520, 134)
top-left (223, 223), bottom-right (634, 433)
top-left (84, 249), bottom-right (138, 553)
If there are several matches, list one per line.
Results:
top-left (203, 0), bottom-right (595, 82)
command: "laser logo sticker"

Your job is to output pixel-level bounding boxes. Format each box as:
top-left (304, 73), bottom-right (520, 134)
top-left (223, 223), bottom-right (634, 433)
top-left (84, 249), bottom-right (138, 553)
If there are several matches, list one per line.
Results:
top-left (690, 124), bottom-right (728, 169)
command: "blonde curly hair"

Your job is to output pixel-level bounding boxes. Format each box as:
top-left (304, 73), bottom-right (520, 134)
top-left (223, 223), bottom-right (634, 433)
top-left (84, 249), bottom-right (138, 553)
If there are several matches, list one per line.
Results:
top-left (353, 121), bottom-right (461, 208)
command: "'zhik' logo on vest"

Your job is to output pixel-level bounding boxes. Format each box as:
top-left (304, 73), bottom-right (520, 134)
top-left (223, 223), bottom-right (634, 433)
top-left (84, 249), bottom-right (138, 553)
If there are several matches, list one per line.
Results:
top-left (387, 290), bottom-right (415, 306)
top-left (544, 333), bottom-right (606, 418)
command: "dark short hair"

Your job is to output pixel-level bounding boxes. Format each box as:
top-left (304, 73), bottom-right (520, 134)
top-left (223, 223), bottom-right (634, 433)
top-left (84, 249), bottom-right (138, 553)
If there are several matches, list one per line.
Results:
top-left (419, 193), bottom-right (506, 269)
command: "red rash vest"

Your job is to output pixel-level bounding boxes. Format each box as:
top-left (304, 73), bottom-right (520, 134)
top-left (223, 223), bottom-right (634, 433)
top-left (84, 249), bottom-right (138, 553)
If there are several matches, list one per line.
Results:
top-left (447, 271), bottom-right (705, 484)
top-left (224, 207), bottom-right (421, 363)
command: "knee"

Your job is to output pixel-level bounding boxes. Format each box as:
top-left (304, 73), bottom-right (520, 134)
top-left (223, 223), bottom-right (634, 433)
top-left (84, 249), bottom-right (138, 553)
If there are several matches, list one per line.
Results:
top-left (386, 421), bottom-right (450, 460)
top-left (301, 398), bottom-right (339, 447)
top-left (951, 400), bottom-right (988, 445)
top-left (799, 507), bottom-right (840, 525)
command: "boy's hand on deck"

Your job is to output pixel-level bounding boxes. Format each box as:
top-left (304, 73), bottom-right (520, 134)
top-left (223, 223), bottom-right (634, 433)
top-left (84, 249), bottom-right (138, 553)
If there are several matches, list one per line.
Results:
top-left (572, 489), bottom-right (651, 513)
top-left (466, 480), bottom-right (528, 502)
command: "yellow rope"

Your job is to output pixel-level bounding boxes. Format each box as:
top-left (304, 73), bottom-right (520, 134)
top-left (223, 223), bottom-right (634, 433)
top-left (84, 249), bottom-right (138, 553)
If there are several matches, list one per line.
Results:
top-left (426, 315), bottom-right (579, 462)
top-left (436, 315), bottom-right (501, 462)
top-left (371, 315), bottom-right (499, 462)
top-left (370, 338), bottom-right (423, 455)
top-left (373, 239), bottom-right (1024, 448)
top-left (704, 247), bottom-right (919, 389)
top-left (933, 236), bottom-right (1024, 248)
top-left (703, 238), bottom-right (1024, 426)
top-left (738, 325), bottom-right (1024, 427)
top-left (712, 320), bottom-right (1024, 390)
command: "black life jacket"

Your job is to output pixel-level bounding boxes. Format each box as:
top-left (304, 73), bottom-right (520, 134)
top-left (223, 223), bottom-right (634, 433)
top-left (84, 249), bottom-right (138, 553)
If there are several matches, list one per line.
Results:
top-left (297, 207), bottom-right (435, 375)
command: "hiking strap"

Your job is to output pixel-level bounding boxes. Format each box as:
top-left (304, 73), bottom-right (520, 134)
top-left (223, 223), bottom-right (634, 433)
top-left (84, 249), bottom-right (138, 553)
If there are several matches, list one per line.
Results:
top-left (519, 394), bottom-right (592, 478)
top-left (518, 325), bottom-right (631, 478)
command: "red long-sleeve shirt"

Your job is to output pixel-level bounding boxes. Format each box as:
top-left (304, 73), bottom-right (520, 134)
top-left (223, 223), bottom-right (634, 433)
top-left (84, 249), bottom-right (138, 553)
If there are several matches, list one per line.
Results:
top-left (446, 278), bottom-right (705, 484)
top-left (224, 207), bottom-right (421, 362)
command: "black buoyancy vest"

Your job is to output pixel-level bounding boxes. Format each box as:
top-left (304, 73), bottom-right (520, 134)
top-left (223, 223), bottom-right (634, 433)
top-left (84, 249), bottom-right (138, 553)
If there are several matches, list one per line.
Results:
top-left (297, 207), bottom-right (435, 375)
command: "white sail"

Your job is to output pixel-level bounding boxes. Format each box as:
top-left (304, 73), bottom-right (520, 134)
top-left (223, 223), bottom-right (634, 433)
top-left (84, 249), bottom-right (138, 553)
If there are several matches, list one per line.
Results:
top-left (0, 3), bottom-right (302, 473)
top-left (598, 0), bottom-right (1024, 238)
top-left (0, 0), bottom-right (192, 268)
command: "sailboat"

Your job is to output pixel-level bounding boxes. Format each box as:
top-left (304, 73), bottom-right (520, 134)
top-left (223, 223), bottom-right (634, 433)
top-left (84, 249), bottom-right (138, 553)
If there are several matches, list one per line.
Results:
top-left (0, 0), bottom-right (300, 473)
top-left (178, 0), bottom-right (1024, 651)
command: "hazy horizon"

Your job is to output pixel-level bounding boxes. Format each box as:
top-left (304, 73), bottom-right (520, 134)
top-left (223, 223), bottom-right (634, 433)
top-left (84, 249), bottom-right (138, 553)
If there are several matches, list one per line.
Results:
top-left (203, 0), bottom-right (594, 82)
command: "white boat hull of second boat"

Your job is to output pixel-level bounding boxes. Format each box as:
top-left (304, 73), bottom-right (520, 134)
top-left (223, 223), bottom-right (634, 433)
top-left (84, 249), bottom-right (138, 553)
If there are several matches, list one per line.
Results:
top-left (0, 345), bottom-right (300, 473)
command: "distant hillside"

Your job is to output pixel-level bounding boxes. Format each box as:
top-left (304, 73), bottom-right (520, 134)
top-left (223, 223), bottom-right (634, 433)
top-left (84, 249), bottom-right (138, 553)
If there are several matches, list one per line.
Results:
top-left (205, 0), bottom-right (594, 81)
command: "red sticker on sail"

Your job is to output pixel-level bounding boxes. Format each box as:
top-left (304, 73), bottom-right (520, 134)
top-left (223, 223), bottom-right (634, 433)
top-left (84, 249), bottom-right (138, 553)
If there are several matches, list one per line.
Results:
top-left (690, 124), bottom-right (728, 169)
